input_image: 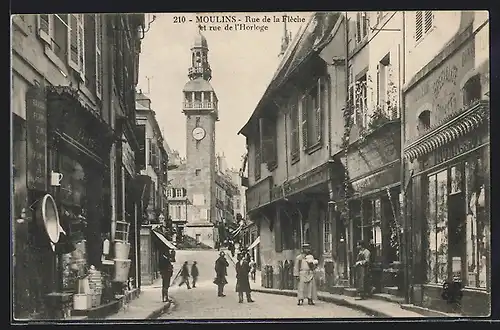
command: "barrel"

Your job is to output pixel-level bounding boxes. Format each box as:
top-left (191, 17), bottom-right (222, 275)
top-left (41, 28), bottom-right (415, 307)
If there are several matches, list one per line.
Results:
top-left (114, 241), bottom-right (131, 260)
top-left (114, 259), bottom-right (131, 282)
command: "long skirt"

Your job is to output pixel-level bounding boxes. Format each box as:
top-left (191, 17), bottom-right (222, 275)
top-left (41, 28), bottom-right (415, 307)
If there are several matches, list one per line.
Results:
top-left (297, 279), bottom-right (318, 300)
top-left (356, 265), bottom-right (370, 296)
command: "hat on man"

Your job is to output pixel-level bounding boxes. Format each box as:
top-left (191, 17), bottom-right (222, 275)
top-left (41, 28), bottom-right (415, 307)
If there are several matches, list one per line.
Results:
top-left (302, 243), bottom-right (311, 248)
top-left (219, 251), bottom-right (225, 257)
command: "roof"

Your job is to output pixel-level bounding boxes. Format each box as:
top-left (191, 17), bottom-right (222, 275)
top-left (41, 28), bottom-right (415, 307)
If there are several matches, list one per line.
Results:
top-left (238, 12), bottom-right (341, 136)
top-left (192, 30), bottom-right (208, 49)
top-left (183, 77), bottom-right (214, 92)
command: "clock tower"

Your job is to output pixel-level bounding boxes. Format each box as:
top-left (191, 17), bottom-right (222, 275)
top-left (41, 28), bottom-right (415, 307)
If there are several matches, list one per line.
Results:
top-left (182, 30), bottom-right (218, 247)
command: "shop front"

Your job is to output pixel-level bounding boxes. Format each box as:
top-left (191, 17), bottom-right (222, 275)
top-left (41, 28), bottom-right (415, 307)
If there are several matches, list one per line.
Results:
top-left (333, 120), bottom-right (402, 294)
top-left (405, 101), bottom-right (490, 315)
top-left (45, 86), bottom-right (115, 317)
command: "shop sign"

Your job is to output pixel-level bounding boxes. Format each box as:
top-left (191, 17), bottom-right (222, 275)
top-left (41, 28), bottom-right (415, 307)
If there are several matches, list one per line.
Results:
top-left (405, 37), bottom-right (479, 140)
top-left (26, 85), bottom-right (48, 191)
top-left (283, 163), bottom-right (329, 197)
top-left (430, 133), bottom-right (482, 167)
top-left (122, 134), bottom-right (135, 175)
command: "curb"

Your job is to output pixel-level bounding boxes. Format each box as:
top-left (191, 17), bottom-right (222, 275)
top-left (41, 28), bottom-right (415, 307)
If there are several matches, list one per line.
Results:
top-left (146, 300), bottom-right (174, 319)
top-left (252, 288), bottom-right (392, 318)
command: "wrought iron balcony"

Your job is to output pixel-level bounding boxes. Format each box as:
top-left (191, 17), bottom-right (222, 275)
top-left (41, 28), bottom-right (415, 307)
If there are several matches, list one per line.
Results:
top-left (188, 67), bottom-right (212, 76)
top-left (183, 100), bottom-right (217, 109)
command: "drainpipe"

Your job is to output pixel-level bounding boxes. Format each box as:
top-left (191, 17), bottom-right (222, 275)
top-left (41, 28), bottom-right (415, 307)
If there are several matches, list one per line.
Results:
top-left (109, 17), bottom-right (117, 242)
top-left (343, 12), bottom-right (352, 282)
top-left (399, 11), bottom-right (410, 304)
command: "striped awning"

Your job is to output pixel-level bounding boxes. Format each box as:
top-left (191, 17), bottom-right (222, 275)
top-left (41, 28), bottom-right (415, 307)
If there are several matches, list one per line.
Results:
top-left (404, 104), bottom-right (488, 162)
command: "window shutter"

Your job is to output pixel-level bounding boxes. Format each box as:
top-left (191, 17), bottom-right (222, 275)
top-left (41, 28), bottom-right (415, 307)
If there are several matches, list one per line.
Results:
top-left (316, 77), bottom-right (323, 143)
top-left (415, 11), bottom-right (423, 41)
top-left (95, 14), bottom-right (103, 99)
top-left (68, 14), bottom-right (85, 78)
top-left (182, 188), bottom-right (187, 197)
top-left (260, 118), bottom-right (276, 164)
top-left (424, 11), bottom-right (433, 33)
top-left (301, 96), bottom-right (308, 149)
top-left (37, 14), bottom-right (51, 44)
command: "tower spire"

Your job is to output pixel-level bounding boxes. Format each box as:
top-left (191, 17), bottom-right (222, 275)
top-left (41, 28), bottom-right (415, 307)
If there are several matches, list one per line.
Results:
top-left (188, 28), bottom-right (212, 81)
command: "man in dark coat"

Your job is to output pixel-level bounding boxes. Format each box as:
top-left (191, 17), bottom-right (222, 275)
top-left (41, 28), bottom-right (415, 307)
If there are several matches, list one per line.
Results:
top-left (178, 261), bottom-right (191, 289)
top-left (235, 252), bottom-right (254, 303)
top-left (355, 240), bottom-right (371, 300)
top-left (159, 250), bottom-right (174, 302)
top-left (214, 251), bottom-right (229, 297)
top-left (191, 261), bottom-right (199, 288)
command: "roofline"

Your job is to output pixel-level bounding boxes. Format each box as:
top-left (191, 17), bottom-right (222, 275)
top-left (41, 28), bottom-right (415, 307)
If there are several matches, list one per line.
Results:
top-left (238, 13), bottom-right (329, 136)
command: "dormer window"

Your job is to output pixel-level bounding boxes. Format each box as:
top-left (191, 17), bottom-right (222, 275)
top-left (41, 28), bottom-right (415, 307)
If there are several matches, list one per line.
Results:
top-left (463, 74), bottom-right (482, 106)
top-left (418, 110), bottom-right (431, 133)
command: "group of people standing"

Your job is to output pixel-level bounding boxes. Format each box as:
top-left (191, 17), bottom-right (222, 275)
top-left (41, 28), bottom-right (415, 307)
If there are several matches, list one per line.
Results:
top-left (214, 250), bottom-right (256, 303)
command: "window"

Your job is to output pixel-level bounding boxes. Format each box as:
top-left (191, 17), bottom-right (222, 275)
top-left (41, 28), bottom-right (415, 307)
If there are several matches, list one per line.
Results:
top-left (175, 188), bottom-right (183, 198)
top-left (418, 110), bottom-right (431, 133)
top-left (416, 11), bottom-right (433, 43)
top-left (195, 169), bottom-right (201, 176)
top-left (355, 74), bottom-right (368, 128)
top-left (53, 15), bottom-right (68, 63)
top-left (289, 98), bottom-right (300, 162)
top-left (84, 15), bottom-right (96, 92)
top-left (377, 54), bottom-right (390, 115)
top-left (301, 77), bottom-right (324, 151)
top-left (254, 123), bottom-right (261, 180)
top-left (167, 188), bottom-right (172, 198)
top-left (195, 234), bottom-right (201, 243)
top-left (260, 117), bottom-right (278, 169)
top-left (376, 11), bottom-right (384, 24)
top-left (355, 12), bottom-right (368, 43)
top-left (323, 220), bottom-right (332, 253)
top-left (464, 158), bottom-right (488, 288)
top-left (463, 75), bottom-right (482, 106)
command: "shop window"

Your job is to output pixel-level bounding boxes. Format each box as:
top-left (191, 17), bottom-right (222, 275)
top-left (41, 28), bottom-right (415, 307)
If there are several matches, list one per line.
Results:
top-left (465, 158), bottom-right (488, 288)
top-left (60, 155), bottom-right (87, 207)
top-left (418, 110), bottom-right (431, 133)
top-left (463, 74), bottom-right (482, 106)
top-left (426, 170), bottom-right (449, 284)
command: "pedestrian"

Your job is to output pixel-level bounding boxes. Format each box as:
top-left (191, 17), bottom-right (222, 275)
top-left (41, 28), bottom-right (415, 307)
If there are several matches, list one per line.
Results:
top-left (191, 261), bottom-right (199, 288)
top-left (214, 251), bottom-right (229, 297)
top-left (355, 240), bottom-right (371, 300)
top-left (249, 257), bottom-right (257, 283)
top-left (215, 240), bottom-right (220, 251)
top-left (178, 261), bottom-right (191, 289)
top-left (293, 243), bottom-right (318, 306)
top-left (367, 238), bottom-right (377, 295)
top-left (235, 252), bottom-right (254, 303)
top-left (229, 241), bottom-right (235, 258)
top-left (159, 249), bottom-right (174, 302)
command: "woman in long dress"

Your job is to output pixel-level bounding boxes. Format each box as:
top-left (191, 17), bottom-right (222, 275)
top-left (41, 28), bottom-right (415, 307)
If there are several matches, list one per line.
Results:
top-left (294, 243), bottom-right (318, 305)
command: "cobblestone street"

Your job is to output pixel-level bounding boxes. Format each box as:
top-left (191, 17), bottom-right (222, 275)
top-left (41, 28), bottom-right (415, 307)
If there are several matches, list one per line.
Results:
top-left (160, 250), bottom-right (369, 319)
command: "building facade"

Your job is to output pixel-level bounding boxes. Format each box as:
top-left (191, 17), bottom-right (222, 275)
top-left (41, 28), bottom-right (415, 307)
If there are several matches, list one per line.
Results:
top-left (135, 92), bottom-right (170, 285)
top-left (12, 13), bottom-right (145, 319)
top-left (240, 12), bottom-right (343, 291)
top-left (402, 11), bottom-right (490, 315)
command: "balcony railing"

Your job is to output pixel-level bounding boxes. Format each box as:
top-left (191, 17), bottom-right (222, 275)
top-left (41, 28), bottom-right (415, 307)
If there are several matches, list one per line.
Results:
top-left (183, 101), bottom-right (217, 109)
top-left (188, 67), bottom-right (212, 76)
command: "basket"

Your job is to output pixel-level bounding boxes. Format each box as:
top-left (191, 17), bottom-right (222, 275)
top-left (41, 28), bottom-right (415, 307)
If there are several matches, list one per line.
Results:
top-left (114, 241), bottom-right (131, 259)
top-left (114, 259), bottom-right (131, 282)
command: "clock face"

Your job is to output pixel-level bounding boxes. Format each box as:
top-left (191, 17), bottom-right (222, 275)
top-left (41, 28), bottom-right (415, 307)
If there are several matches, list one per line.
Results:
top-left (192, 127), bottom-right (206, 141)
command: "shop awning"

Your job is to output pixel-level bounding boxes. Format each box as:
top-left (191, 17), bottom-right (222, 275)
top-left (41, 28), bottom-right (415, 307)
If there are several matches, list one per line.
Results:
top-left (152, 230), bottom-right (176, 250)
top-left (404, 101), bottom-right (488, 162)
top-left (248, 236), bottom-right (260, 250)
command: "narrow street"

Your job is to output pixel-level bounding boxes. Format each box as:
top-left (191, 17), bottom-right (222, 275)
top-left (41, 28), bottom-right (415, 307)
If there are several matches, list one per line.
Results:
top-left (161, 250), bottom-right (369, 319)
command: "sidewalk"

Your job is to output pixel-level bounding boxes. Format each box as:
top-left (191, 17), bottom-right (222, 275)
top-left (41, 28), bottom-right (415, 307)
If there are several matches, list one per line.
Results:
top-left (105, 279), bottom-right (172, 320)
top-left (250, 268), bottom-right (429, 318)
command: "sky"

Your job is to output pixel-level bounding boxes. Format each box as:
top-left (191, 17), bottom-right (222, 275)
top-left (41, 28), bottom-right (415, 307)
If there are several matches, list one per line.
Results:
top-left (137, 12), bottom-right (312, 170)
